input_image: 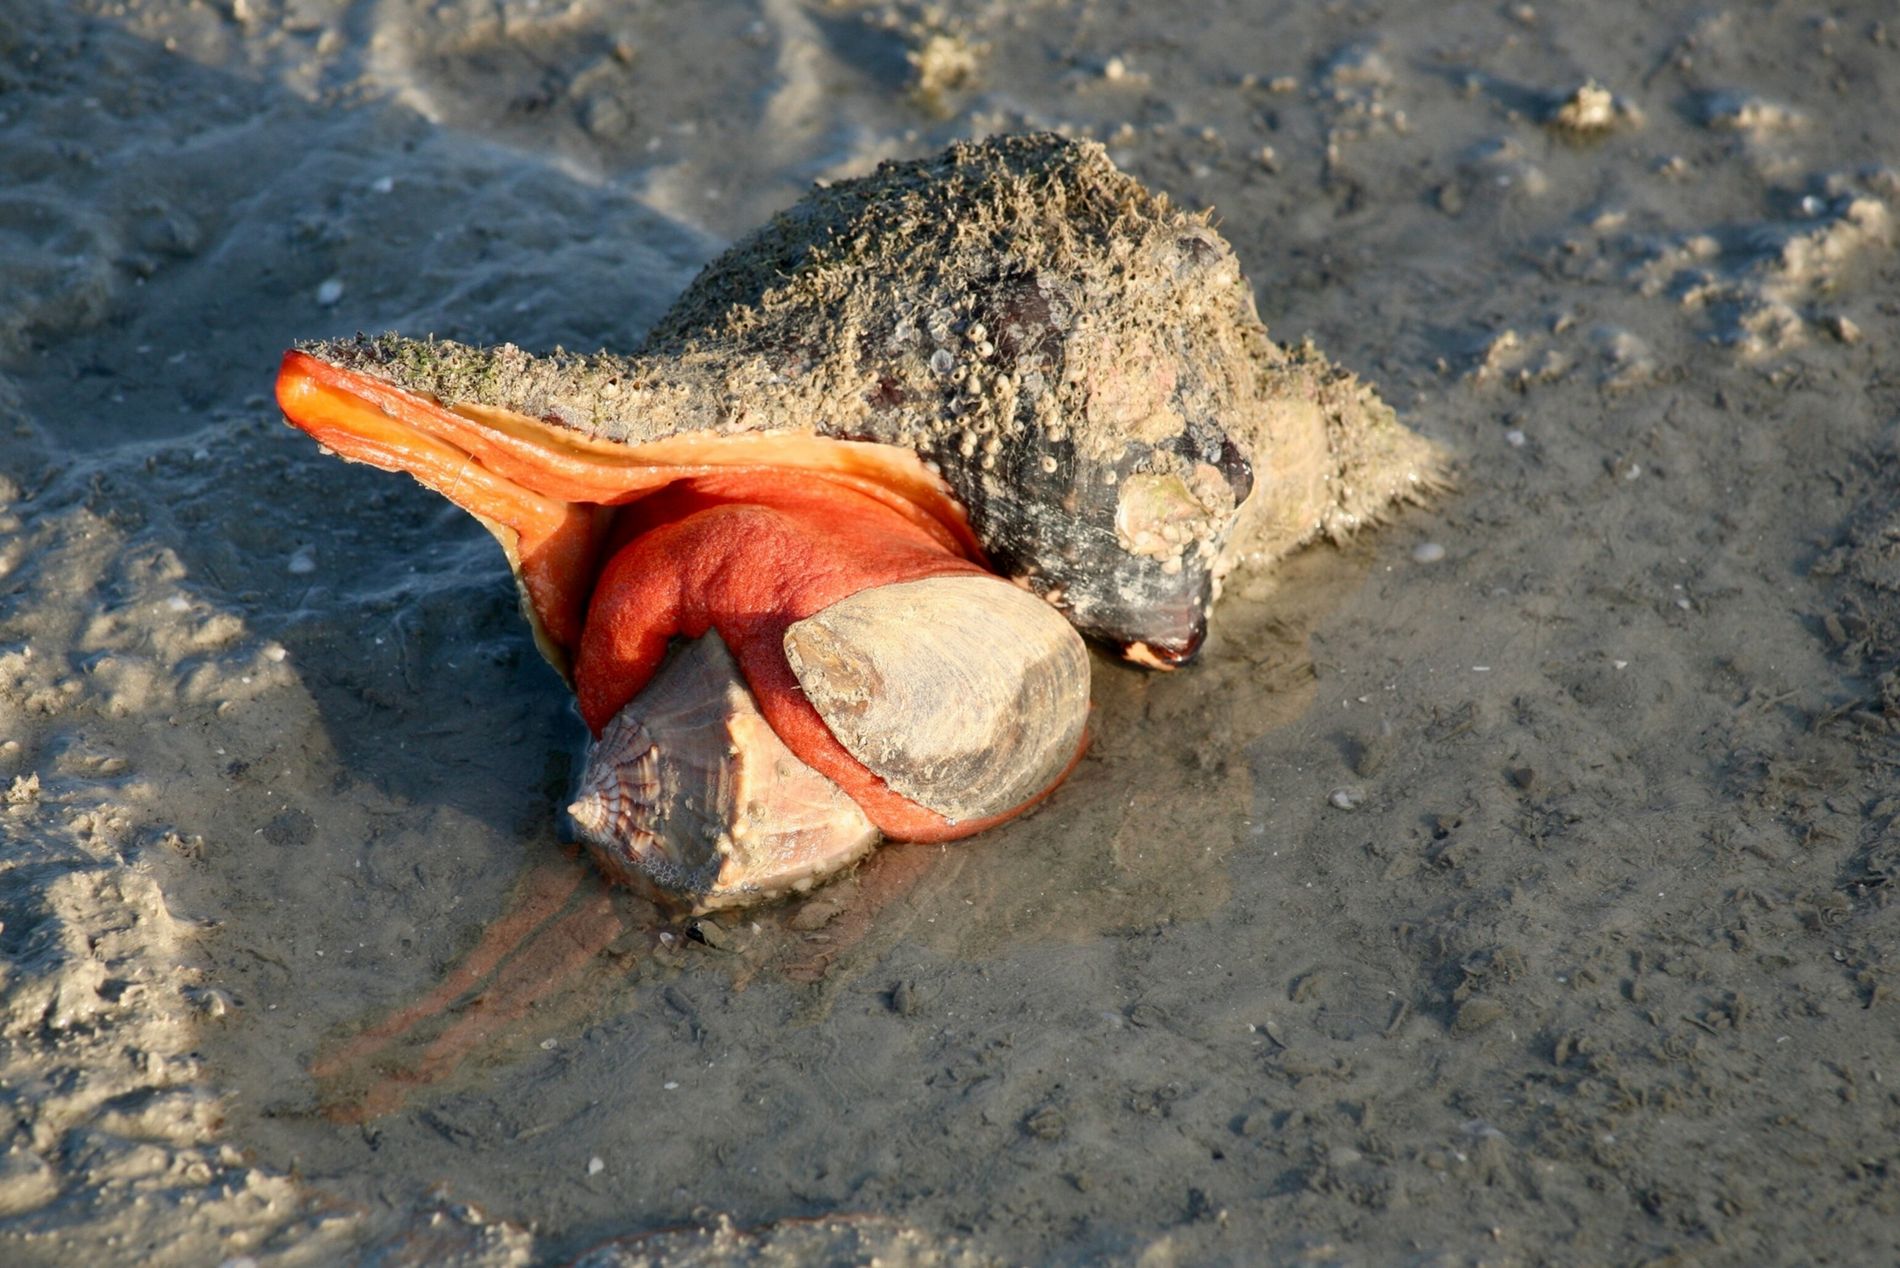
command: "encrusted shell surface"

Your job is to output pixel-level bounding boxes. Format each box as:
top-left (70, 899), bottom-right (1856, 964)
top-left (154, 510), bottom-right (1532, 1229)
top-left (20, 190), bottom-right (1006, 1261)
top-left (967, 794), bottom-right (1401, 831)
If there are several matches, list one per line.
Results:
top-left (304, 133), bottom-right (1441, 661)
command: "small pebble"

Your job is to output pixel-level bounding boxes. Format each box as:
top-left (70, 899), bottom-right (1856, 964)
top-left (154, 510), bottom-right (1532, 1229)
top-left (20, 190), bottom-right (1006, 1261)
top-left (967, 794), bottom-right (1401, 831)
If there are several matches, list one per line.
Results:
top-left (1546, 80), bottom-right (1629, 138)
top-left (1329, 787), bottom-right (1364, 811)
top-left (315, 278), bottom-right (344, 306)
top-left (1505, 429), bottom-right (1526, 447)
top-left (371, 175), bottom-right (394, 194)
top-left (587, 1157), bottom-right (604, 1175)
top-left (287, 547), bottom-right (316, 575)
top-left (1412, 541), bottom-right (1446, 564)
top-left (1823, 314), bottom-right (1863, 344)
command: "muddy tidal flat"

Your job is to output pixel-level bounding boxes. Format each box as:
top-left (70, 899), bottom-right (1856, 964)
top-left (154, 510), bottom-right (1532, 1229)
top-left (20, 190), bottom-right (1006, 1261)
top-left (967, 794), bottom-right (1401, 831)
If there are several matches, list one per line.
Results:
top-left (5, 1), bottom-right (1900, 1263)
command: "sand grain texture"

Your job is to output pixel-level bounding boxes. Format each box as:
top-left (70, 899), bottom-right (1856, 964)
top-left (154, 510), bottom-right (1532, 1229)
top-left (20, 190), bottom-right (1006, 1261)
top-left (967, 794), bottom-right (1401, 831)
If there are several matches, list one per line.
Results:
top-left (4, 1), bottom-right (1900, 1263)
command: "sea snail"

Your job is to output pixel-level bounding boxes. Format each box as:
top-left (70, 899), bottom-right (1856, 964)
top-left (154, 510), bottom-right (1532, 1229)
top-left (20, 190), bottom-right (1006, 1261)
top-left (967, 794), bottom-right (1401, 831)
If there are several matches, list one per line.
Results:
top-left (274, 134), bottom-right (1439, 911)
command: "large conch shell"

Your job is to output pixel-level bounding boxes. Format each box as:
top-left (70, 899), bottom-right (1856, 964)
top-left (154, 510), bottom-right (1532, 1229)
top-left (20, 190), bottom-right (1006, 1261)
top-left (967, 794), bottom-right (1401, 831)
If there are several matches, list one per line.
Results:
top-left (274, 134), bottom-right (1441, 910)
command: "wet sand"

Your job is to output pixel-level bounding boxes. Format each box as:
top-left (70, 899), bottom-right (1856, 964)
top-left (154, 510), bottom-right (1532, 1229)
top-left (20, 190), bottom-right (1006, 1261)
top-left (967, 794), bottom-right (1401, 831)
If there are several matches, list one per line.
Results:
top-left (4, 1), bottom-right (1900, 1263)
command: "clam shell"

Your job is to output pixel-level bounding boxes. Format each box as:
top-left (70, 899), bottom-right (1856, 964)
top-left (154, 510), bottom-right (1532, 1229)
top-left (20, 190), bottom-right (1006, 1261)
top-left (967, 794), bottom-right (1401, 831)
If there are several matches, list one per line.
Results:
top-left (302, 133), bottom-right (1441, 664)
top-left (570, 632), bottom-right (879, 910)
top-left (783, 574), bottom-right (1088, 824)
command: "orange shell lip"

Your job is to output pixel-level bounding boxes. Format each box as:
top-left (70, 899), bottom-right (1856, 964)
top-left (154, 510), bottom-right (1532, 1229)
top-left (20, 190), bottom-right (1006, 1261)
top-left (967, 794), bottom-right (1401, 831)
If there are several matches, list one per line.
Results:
top-left (275, 349), bottom-right (980, 544)
top-left (273, 349), bottom-right (982, 545)
top-left (274, 348), bottom-right (983, 669)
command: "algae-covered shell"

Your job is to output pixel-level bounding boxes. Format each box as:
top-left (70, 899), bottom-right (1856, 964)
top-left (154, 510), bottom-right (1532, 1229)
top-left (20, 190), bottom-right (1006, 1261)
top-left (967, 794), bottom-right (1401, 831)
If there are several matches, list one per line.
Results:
top-left (302, 134), bottom-right (1440, 665)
